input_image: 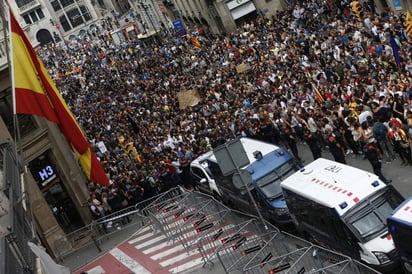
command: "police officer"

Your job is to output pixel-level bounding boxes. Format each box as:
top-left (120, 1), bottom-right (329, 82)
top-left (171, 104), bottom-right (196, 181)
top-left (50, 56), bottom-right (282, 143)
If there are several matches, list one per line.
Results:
top-left (324, 125), bottom-right (346, 164)
top-left (363, 142), bottom-right (392, 184)
top-left (304, 129), bottom-right (322, 160)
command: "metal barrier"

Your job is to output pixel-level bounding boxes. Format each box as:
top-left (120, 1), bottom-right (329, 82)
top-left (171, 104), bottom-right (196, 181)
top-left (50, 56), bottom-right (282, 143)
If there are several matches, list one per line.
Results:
top-left (215, 218), bottom-right (282, 273)
top-left (55, 193), bottom-right (161, 262)
top-left (143, 188), bottom-right (232, 254)
top-left (240, 231), bottom-right (312, 274)
top-left (1, 142), bottom-right (37, 274)
top-left (64, 187), bottom-right (382, 274)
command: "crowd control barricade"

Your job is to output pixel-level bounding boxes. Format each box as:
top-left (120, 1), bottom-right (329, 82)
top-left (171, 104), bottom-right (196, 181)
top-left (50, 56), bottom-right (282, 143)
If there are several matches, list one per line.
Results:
top-left (142, 187), bottom-right (190, 239)
top-left (55, 193), bottom-right (161, 262)
top-left (240, 231), bottom-right (312, 274)
top-left (215, 218), bottom-right (281, 273)
top-left (143, 187), bottom-right (233, 253)
top-left (284, 245), bottom-right (380, 274)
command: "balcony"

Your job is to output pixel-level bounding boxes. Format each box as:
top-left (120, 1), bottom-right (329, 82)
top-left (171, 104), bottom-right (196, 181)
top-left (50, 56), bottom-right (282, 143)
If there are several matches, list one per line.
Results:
top-left (18, 0), bottom-right (41, 13)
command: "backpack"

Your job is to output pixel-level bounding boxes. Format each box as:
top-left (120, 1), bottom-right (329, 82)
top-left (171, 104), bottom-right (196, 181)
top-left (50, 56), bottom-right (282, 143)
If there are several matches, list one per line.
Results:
top-left (373, 123), bottom-right (387, 140)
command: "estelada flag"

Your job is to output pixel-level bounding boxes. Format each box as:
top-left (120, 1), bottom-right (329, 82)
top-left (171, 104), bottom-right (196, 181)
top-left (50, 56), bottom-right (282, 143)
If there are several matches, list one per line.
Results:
top-left (406, 11), bottom-right (412, 38)
top-left (191, 36), bottom-right (202, 48)
top-left (9, 10), bottom-right (109, 186)
top-left (312, 83), bottom-right (325, 104)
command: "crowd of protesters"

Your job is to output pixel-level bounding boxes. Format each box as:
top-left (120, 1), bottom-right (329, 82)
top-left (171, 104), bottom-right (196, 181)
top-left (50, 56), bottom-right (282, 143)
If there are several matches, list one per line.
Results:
top-left (38, 0), bottom-right (412, 219)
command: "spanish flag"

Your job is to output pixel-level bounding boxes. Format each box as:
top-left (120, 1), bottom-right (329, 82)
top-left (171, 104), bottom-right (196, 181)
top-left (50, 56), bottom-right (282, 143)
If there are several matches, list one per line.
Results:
top-left (10, 10), bottom-right (109, 186)
top-left (406, 11), bottom-right (412, 38)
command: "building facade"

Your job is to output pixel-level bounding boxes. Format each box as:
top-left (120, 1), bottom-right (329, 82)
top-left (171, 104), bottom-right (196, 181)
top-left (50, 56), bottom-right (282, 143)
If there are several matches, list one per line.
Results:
top-left (0, 13), bottom-right (93, 258)
top-left (164, 0), bottom-right (412, 34)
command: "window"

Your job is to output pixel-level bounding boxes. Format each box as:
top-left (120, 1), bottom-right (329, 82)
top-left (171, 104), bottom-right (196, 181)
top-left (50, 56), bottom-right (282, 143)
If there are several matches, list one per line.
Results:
top-left (59, 15), bottom-right (70, 31)
top-left (208, 161), bottom-right (232, 188)
top-left (191, 166), bottom-right (206, 180)
top-left (22, 9), bottom-right (46, 24)
top-left (16, 0), bottom-right (34, 8)
top-left (79, 6), bottom-right (92, 21)
top-left (23, 14), bottom-right (31, 25)
top-left (29, 11), bottom-right (39, 22)
top-left (37, 9), bottom-right (44, 19)
top-left (351, 201), bottom-right (394, 238)
top-left (67, 8), bottom-right (83, 28)
top-left (346, 187), bottom-right (404, 242)
top-left (51, 0), bottom-right (62, 11)
top-left (60, 0), bottom-right (75, 8)
top-left (255, 159), bottom-right (298, 200)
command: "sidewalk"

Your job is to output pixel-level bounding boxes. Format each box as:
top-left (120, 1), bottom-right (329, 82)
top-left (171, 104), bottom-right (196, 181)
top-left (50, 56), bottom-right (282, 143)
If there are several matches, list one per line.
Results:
top-left (62, 214), bottom-right (146, 272)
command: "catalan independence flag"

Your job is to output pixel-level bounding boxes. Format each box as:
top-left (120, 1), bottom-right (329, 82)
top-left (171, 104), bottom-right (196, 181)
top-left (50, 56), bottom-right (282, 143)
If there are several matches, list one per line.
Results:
top-left (191, 36), bottom-right (202, 48)
top-left (312, 83), bottom-right (325, 104)
top-left (9, 10), bottom-right (109, 186)
top-left (406, 11), bottom-right (412, 38)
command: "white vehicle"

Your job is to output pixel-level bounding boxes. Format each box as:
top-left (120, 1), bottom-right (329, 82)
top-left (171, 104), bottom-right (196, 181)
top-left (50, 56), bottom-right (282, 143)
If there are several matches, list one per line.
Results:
top-left (387, 196), bottom-right (412, 273)
top-left (190, 137), bottom-right (300, 227)
top-left (280, 158), bottom-right (403, 273)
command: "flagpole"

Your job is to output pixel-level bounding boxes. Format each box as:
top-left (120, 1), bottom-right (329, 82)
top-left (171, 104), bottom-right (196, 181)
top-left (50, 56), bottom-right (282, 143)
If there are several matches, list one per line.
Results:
top-left (3, 0), bottom-right (38, 245)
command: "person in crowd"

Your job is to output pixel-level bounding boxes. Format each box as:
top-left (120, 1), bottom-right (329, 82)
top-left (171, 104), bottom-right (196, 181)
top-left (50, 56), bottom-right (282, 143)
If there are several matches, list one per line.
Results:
top-left (34, 0), bottom-right (412, 225)
top-left (373, 116), bottom-right (395, 163)
top-left (389, 122), bottom-right (412, 166)
top-left (363, 142), bottom-right (392, 184)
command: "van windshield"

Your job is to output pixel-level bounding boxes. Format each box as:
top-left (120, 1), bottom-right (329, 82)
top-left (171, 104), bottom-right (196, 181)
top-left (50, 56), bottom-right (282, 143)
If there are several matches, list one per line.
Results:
top-left (255, 160), bottom-right (297, 200)
top-left (350, 201), bottom-right (393, 238)
top-left (346, 188), bottom-right (403, 242)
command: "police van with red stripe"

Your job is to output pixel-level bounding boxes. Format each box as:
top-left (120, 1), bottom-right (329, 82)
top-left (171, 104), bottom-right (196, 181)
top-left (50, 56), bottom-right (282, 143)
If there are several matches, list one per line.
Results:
top-left (388, 196), bottom-right (412, 273)
top-left (280, 158), bottom-right (404, 273)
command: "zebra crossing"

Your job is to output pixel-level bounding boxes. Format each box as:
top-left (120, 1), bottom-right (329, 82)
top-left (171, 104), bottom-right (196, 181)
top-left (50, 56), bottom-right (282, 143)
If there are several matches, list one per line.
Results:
top-left (74, 213), bottom-right (238, 274)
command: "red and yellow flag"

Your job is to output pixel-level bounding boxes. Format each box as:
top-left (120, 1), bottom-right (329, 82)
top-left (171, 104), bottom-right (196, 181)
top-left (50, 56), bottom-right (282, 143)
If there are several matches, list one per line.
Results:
top-left (406, 11), bottom-right (412, 38)
top-left (10, 11), bottom-right (109, 186)
top-left (191, 36), bottom-right (202, 48)
top-left (312, 83), bottom-right (325, 104)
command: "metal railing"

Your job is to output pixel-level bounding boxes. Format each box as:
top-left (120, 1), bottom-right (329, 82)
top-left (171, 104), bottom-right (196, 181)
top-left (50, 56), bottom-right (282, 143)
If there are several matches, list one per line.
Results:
top-left (64, 187), bottom-right (382, 274)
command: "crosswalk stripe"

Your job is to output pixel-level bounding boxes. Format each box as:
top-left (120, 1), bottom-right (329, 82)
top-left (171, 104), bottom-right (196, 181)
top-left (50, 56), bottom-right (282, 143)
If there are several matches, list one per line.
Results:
top-left (168, 256), bottom-right (205, 273)
top-left (135, 234), bottom-right (167, 249)
top-left (150, 244), bottom-right (185, 260)
top-left (142, 240), bottom-right (170, 254)
top-left (109, 248), bottom-right (151, 274)
top-left (160, 249), bottom-right (199, 267)
top-left (128, 229), bottom-right (156, 244)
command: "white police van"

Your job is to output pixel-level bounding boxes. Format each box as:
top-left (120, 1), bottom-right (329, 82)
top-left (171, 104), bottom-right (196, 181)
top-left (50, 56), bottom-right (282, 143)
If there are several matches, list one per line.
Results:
top-left (280, 158), bottom-right (404, 273)
top-left (190, 137), bottom-right (300, 228)
top-left (387, 196), bottom-right (412, 273)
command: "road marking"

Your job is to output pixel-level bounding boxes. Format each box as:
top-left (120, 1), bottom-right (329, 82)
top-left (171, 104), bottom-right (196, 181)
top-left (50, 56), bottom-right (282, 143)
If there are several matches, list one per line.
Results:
top-left (128, 230), bottom-right (156, 244)
top-left (83, 265), bottom-right (106, 274)
top-left (135, 234), bottom-right (167, 249)
top-left (142, 241), bottom-right (170, 254)
top-left (109, 248), bottom-right (151, 274)
top-left (160, 249), bottom-right (199, 267)
top-left (150, 244), bottom-right (185, 260)
top-left (168, 256), bottom-right (204, 273)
